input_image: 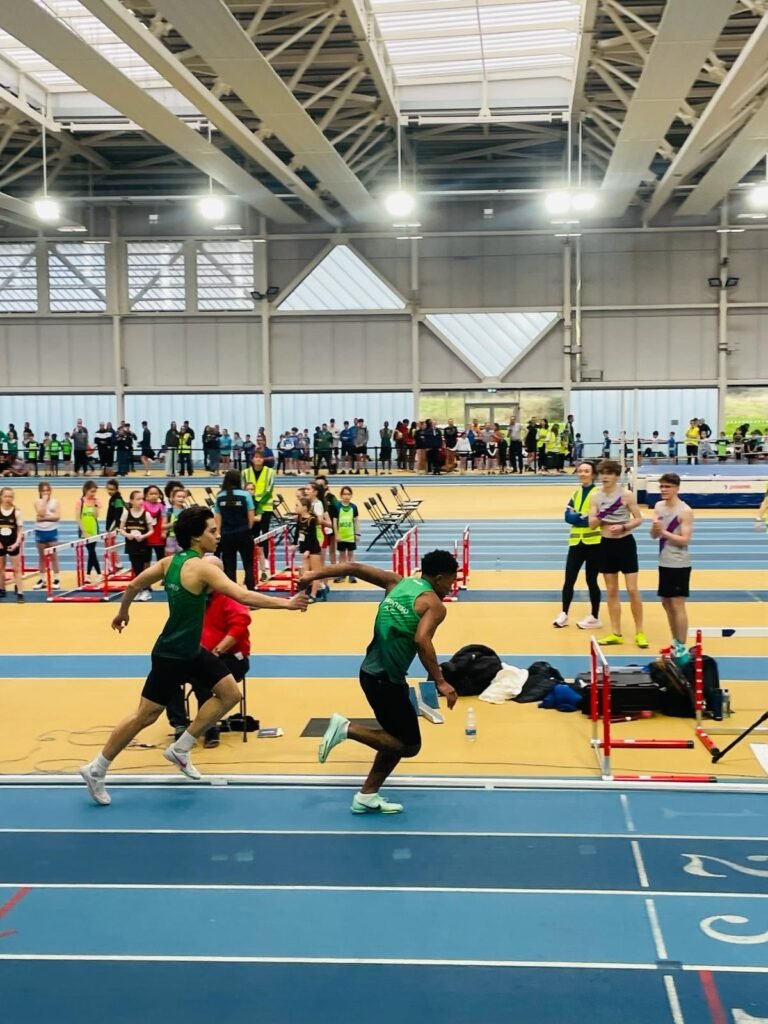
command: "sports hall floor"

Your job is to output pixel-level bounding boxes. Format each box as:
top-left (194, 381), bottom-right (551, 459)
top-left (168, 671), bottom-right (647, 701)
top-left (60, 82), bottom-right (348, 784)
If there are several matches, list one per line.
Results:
top-left (1, 468), bottom-right (766, 1022)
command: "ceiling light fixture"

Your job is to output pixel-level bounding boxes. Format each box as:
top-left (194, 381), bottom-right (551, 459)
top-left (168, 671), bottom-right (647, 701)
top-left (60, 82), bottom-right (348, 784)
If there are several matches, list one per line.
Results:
top-left (197, 121), bottom-right (227, 223)
top-left (383, 119), bottom-right (416, 220)
top-left (34, 118), bottom-right (60, 223)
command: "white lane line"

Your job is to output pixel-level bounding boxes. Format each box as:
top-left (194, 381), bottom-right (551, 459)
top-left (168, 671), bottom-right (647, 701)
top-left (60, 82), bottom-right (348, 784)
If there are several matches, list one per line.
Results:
top-left (2, 882), bottom-right (767, 898)
top-left (2, 828), bottom-right (768, 841)
top-left (664, 975), bottom-right (686, 1024)
top-left (621, 793), bottom-right (637, 833)
top-left (0, 954), bottom-right (662, 967)
top-left (645, 898), bottom-right (669, 960)
top-left (631, 840), bottom-right (650, 888)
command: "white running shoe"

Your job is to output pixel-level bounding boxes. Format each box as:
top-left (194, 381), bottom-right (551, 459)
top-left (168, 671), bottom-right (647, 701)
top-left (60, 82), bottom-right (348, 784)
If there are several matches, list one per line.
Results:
top-left (33, 579), bottom-right (45, 591)
top-left (163, 743), bottom-right (202, 780)
top-left (577, 615), bottom-right (602, 630)
top-left (552, 612), bottom-right (568, 628)
top-left (79, 765), bottom-right (111, 806)
top-left (136, 590), bottom-right (152, 602)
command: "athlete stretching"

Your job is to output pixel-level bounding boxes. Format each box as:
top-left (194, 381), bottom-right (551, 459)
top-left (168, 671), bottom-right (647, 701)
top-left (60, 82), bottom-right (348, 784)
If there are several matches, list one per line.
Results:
top-left (80, 505), bottom-right (308, 805)
top-left (302, 550), bottom-right (459, 814)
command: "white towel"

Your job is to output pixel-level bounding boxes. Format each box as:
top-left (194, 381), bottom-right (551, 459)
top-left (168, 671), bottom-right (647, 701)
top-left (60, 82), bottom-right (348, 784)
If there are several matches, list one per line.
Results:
top-left (479, 663), bottom-right (528, 704)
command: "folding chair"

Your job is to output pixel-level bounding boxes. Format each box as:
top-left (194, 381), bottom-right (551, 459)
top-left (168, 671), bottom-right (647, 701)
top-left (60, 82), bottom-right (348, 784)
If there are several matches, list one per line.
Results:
top-left (393, 484), bottom-right (424, 523)
top-left (272, 493), bottom-right (294, 525)
top-left (184, 674), bottom-right (250, 743)
top-left (376, 491), bottom-right (413, 530)
top-left (364, 498), bottom-right (404, 550)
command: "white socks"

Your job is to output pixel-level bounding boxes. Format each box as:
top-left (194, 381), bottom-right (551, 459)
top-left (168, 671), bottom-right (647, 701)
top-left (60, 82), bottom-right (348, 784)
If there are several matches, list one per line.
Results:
top-left (174, 729), bottom-right (197, 753)
top-left (92, 753), bottom-right (112, 777)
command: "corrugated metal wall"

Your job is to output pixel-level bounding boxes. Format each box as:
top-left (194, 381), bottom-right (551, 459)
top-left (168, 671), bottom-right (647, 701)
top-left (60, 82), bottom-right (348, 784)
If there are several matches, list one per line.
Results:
top-left (0, 393), bottom-right (118, 438)
top-left (569, 388), bottom-right (718, 448)
top-left (124, 393), bottom-right (265, 439)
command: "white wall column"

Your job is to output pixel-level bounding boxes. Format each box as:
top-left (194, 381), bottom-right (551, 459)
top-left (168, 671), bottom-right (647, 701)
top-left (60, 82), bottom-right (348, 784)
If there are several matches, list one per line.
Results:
top-left (717, 206), bottom-right (729, 431)
top-left (410, 237), bottom-right (420, 421)
top-left (259, 218), bottom-right (273, 442)
top-left (107, 207), bottom-right (125, 424)
top-left (562, 240), bottom-right (573, 413)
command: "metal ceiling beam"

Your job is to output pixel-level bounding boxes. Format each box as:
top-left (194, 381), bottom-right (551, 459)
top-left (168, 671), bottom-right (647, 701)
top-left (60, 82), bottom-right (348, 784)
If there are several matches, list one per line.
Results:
top-left (75, 0), bottom-right (338, 225)
top-left (0, 0), bottom-right (304, 225)
top-left (596, 0), bottom-right (737, 218)
top-left (153, 0), bottom-right (380, 221)
top-left (678, 91), bottom-right (768, 214)
top-left (645, 12), bottom-right (768, 221)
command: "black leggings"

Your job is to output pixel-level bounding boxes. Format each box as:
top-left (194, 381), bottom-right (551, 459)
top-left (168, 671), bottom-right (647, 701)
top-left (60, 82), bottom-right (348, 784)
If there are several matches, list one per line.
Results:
top-left (221, 531), bottom-right (254, 591)
top-left (85, 540), bottom-right (101, 575)
top-left (561, 543), bottom-right (601, 617)
top-left (127, 546), bottom-right (150, 579)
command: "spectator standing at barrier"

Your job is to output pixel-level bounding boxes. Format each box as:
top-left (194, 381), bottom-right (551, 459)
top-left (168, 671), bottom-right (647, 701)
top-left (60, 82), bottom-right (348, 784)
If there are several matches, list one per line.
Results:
top-left (215, 469), bottom-right (256, 591)
top-left (72, 419), bottom-right (89, 475)
top-left (164, 421), bottom-right (179, 476)
top-left (685, 419), bottom-right (700, 465)
top-left (553, 461), bottom-right (601, 631)
top-left (565, 414), bottom-right (576, 466)
top-left (219, 429), bottom-right (232, 471)
top-left (79, 506), bottom-right (308, 804)
top-left (24, 432), bottom-right (39, 474)
top-left (0, 486), bottom-right (25, 602)
top-left (76, 481), bottom-right (102, 580)
top-left (454, 430), bottom-right (471, 472)
top-left (667, 430), bottom-right (678, 464)
top-left (178, 424), bottom-right (194, 476)
top-left (61, 432), bottom-right (73, 474)
top-left (33, 481), bottom-right (61, 592)
top-left (697, 418), bottom-right (712, 461)
top-left (424, 419), bottom-right (442, 475)
top-left (379, 421), bottom-right (393, 472)
top-left (508, 416), bottom-right (523, 474)
top-left (589, 459), bottom-right (647, 649)
top-left (119, 490), bottom-right (155, 602)
top-left (394, 420), bottom-right (407, 471)
top-left (443, 418), bottom-right (458, 472)
top-left (329, 419), bottom-right (341, 466)
top-left (243, 434), bottom-right (256, 465)
top-left (49, 434), bottom-right (61, 476)
top-left (256, 433), bottom-right (275, 470)
top-left (354, 418), bottom-right (369, 475)
top-left (650, 472), bottom-right (693, 647)
top-left (6, 425), bottom-right (19, 461)
top-left (140, 421), bottom-right (154, 475)
top-left (242, 451), bottom-right (275, 582)
top-left (115, 425), bottom-right (133, 477)
top-left (524, 418), bottom-right (538, 472)
top-left (314, 423), bottom-right (333, 474)
top-left (414, 420), bottom-right (427, 473)
top-left (338, 421), bottom-right (353, 473)
top-left (232, 432), bottom-right (244, 470)
top-left (94, 423), bottom-right (114, 474)
top-left (405, 421), bottom-right (417, 471)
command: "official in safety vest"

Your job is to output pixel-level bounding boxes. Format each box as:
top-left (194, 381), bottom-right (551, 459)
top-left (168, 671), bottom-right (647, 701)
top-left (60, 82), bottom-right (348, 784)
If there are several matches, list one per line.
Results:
top-left (177, 429), bottom-right (193, 477)
top-left (242, 452), bottom-right (275, 582)
top-left (552, 460), bottom-right (602, 630)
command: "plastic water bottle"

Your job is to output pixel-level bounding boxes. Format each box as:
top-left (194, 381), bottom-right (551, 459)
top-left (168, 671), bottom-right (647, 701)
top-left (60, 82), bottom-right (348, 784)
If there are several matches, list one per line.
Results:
top-left (722, 689), bottom-right (731, 718)
top-left (465, 706), bottom-right (477, 742)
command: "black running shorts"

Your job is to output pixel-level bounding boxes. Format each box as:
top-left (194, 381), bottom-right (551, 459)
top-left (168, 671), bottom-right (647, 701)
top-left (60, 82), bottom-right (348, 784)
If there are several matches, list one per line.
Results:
top-left (142, 648), bottom-right (232, 706)
top-left (658, 566), bottom-right (691, 598)
top-left (359, 669), bottom-right (421, 748)
top-left (599, 534), bottom-right (639, 576)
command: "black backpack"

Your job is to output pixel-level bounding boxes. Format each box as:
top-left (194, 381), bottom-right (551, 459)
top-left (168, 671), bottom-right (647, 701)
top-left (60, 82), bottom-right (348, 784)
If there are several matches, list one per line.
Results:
top-left (440, 644), bottom-right (502, 696)
top-left (648, 652), bottom-right (720, 718)
top-left (514, 661), bottom-right (567, 704)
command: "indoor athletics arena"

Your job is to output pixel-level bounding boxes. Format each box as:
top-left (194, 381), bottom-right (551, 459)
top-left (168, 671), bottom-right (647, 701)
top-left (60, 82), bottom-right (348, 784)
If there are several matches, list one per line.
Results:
top-left (1, 1), bottom-right (768, 1021)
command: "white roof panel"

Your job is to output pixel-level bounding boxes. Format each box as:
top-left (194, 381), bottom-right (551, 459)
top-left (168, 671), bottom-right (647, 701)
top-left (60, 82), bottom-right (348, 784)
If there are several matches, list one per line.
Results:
top-left (370, 0), bottom-right (583, 88)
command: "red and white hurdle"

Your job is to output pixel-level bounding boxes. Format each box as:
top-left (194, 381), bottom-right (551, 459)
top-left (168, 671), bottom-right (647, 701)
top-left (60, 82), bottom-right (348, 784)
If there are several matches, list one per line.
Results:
top-left (255, 524), bottom-right (299, 595)
top-left (391, 524), bottom-right (471, 601)
top-left (588, 637), bottom-right (716, 783)
top-left (45, 533), bottom-right (132, 602)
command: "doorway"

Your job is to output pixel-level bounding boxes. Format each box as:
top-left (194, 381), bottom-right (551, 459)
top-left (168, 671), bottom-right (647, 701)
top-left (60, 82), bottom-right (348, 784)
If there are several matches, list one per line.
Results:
top-left (465, 403), bottom-right (520, 427)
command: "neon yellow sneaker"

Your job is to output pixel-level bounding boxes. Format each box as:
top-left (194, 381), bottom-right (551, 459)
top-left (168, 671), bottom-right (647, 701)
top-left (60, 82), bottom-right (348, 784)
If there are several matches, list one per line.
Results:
top-left (635, 632), bottom-right (649, 649)
top-left (598, 633), bottom-right (624, 646)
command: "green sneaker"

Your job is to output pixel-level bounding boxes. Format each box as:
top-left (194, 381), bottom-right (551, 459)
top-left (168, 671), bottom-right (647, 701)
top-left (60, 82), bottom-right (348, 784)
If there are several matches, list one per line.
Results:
top-left (318, 713), bottom-right (349, 764)
top-left (351, 793), bottom-right (404, 814)
top-left (598, 633), bottom-right (624, 646)
top-left (635, 631), bottom-right (649, 649)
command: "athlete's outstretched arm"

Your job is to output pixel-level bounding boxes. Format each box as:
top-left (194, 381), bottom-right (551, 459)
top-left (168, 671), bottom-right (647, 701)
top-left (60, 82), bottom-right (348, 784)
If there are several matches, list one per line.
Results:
top-left (301, 561), bottom-right (401, 591)
top-left (198, 559), bottom-right (309, 611)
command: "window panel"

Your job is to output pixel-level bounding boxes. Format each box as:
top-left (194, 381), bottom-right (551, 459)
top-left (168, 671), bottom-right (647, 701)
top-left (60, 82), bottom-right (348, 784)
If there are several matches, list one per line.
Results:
top-left (49, 242), bottom-right (107, 312)
top-left (0, 242), bottom-right (37, 313)
top-left (127, 241), bottom-right (186, 311)
top-left (196, 240), bottom-right (255, 311)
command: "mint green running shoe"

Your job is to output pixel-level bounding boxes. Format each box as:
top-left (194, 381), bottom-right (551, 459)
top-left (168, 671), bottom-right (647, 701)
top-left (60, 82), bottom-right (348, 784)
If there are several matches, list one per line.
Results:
top-left (318, 713), bottom-right (349, 764)
top-left (351, 793), bottom-right (404, 814)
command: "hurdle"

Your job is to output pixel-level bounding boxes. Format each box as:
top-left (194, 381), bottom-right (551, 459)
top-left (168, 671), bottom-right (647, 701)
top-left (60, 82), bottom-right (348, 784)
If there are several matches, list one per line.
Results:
top-left (3, 539), bottom-right (39, 583)
top-left (255, 524), bottom-right (298, 595)
top-left (588, 638), bottom-right (715, 783)
top-left (392, 525), bottom-right (419, 578)
top-left (448, 526), bottom-right (471, 600)
top-left (46, 533), bottom-right (131, 602)
top-left (691, 626), bottom-right (768, 752)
